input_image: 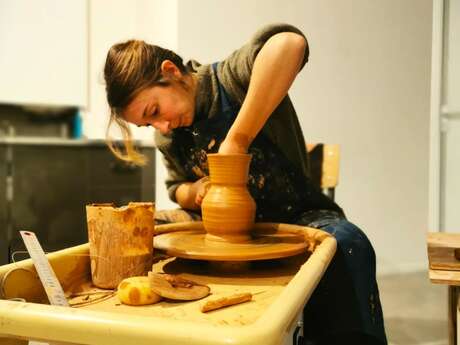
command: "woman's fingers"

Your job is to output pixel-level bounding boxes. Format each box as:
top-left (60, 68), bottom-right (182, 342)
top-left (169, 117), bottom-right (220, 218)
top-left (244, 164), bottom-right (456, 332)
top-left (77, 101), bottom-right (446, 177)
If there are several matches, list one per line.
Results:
top-left (195, 178), bottom-right (211, 206)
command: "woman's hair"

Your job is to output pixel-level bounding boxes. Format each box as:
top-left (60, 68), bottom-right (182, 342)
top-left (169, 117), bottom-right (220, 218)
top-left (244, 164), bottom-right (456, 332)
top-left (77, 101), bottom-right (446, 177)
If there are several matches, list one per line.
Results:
top-left (104, 40), bottom-right (187, 165)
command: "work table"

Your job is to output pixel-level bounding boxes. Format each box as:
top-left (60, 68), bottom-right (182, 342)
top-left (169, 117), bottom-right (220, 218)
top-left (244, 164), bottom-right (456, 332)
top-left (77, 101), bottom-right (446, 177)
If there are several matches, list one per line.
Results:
top-left (0, 225), bottom-right (336, 345)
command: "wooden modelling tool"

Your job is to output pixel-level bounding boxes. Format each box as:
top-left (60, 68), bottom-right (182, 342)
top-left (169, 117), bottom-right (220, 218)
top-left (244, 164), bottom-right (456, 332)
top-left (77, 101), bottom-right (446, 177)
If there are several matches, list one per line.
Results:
top-left (201, 292), bottom-right (253, 312)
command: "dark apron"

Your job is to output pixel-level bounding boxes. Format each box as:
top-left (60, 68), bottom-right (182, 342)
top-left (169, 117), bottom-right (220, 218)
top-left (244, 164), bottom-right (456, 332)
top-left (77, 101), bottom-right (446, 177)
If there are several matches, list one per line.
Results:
top-left (171, 63), bottom-right (341, 223)
top-left (169, 63), bottom-right (387, 344)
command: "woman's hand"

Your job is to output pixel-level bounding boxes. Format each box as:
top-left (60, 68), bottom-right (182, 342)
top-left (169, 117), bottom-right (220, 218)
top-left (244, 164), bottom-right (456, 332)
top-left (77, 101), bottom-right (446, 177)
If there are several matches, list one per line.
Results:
top-left (218, 134), bottom-right (251, 154)
top-left (175, 176), bottom-right (211, 210)
top-left (194, 176), bottom-right (211, 206)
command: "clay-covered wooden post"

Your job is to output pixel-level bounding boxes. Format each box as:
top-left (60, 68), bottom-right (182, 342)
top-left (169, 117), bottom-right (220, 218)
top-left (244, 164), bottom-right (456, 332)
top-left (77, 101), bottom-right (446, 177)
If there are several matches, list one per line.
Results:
top-left (86, 202), bottom-right (155, 289)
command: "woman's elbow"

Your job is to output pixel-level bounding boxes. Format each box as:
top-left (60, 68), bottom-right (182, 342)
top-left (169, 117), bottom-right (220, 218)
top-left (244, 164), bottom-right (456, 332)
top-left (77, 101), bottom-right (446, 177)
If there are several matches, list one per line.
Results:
top-left (288, 32), bottom-right (307, 53)
top-left (274, 32), bottom-right (308, 61)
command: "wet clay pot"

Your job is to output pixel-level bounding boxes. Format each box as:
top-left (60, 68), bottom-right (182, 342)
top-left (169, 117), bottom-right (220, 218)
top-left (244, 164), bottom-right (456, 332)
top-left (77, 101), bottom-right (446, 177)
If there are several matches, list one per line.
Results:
top-left (201, 153), bottom-right (256, 243)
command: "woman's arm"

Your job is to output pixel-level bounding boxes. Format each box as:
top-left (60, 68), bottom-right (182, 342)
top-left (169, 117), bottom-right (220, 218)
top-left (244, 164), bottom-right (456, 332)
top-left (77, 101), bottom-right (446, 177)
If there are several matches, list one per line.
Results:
top-left (218, 32), bottom-right (307, 154)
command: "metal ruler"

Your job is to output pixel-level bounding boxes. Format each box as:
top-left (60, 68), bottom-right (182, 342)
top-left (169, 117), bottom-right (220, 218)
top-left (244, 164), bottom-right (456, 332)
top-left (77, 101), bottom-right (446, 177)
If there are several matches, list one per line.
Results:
top-left (20, 231), bottom-right (69, 307)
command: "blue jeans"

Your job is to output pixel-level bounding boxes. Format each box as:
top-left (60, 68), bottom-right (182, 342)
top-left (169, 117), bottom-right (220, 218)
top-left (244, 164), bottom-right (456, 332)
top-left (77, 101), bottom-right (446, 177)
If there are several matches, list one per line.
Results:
top-left (296, 210), bottom-right (387, 345)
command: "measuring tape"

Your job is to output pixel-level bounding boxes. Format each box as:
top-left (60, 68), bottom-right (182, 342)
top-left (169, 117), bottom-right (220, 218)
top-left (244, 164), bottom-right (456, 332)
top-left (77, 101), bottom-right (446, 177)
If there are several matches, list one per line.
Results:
top-left (20, 231), bottom-right (69, 307)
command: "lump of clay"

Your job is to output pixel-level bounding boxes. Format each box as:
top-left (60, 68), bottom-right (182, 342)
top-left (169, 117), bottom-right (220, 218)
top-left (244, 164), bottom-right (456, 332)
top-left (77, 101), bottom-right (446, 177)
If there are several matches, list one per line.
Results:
top-left (148, 272), bottom-right (210, 301)
top-left (117, 276), bottom-right (162, 306)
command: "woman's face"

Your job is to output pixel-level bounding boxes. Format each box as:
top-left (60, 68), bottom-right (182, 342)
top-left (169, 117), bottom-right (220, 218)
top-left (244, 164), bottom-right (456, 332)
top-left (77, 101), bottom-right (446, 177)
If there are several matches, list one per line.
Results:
top-left (123, 63), bottom-right (196, 134)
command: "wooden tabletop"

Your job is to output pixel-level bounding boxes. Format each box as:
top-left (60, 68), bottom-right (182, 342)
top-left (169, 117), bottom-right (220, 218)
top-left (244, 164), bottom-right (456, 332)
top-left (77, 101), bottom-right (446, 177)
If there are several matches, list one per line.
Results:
top-left (427, 232), bottom-right (460, 285)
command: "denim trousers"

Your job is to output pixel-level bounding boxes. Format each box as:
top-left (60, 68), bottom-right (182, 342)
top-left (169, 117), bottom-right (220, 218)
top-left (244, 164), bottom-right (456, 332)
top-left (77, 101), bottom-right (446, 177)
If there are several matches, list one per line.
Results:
top-left (296, 210), bottom-right (387, 345)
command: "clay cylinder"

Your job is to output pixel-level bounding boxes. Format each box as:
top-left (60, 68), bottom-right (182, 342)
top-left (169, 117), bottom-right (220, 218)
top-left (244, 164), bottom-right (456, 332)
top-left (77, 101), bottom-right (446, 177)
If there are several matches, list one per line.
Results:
top-left (86, 202), bottom-right (155, 289)
top-left (201, 153), bottom-right (256, 243)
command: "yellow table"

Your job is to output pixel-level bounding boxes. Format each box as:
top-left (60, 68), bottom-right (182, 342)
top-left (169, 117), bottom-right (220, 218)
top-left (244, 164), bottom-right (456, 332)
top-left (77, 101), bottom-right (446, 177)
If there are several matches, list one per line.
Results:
top-left (0, 225), bottom-right (336, 345)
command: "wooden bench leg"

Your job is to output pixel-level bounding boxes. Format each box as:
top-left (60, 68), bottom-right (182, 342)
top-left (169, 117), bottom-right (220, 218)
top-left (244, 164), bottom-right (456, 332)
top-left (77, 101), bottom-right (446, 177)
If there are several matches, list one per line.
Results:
top-left (449, 286), bottom-right (458, 345)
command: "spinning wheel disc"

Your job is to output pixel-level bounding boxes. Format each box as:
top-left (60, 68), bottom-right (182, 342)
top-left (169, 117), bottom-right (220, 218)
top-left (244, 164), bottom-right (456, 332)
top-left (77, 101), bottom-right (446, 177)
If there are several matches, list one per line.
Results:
top-left (154, 222), bottom-right (309, 261)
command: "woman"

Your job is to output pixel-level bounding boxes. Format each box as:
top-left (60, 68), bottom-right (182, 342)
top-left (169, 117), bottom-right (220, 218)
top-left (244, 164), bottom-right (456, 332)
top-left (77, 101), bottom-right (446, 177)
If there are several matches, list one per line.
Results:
top-left (103, 23), bottom-right (387, 345)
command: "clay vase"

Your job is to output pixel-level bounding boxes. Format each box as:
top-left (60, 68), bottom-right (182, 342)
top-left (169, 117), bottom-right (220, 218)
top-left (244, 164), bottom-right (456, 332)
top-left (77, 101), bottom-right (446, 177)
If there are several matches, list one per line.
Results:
top-left (201, 153), bottom-right (256, 243)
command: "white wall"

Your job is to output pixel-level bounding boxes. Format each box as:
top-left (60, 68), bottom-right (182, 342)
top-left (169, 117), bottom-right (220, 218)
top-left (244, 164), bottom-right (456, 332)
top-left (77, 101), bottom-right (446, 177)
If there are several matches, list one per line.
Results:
top-left (0, 0), bottom-right (87, 107)
top-left (445, 0), bottom-right (460, 110)
top-left (176, 0), bottom-right (432, 275)
top-left (441, 0), bottom-right (460, 232)
top-left (85, 0), bottom-right (177, 140)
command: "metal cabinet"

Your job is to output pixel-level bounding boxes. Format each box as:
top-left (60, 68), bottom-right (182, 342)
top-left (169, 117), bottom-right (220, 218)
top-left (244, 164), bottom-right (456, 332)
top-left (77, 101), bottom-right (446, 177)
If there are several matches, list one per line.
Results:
top-left (0, 139), bottom-right (155, 264)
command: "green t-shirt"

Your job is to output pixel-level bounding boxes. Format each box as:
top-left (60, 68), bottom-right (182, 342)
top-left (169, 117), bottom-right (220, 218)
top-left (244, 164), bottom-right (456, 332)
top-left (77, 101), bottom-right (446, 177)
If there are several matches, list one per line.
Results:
top-left (155, 23), bottom-right (311, 203)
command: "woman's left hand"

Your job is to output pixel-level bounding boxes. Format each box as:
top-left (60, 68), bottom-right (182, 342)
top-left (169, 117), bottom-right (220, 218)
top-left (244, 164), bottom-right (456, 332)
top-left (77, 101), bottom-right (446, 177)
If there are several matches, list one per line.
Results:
top-left (218, 135), bottom-right (250, 154)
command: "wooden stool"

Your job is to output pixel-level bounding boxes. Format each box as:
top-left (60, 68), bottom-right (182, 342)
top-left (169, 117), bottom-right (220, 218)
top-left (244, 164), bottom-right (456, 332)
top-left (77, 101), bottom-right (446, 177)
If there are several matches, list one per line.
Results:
top-left (427, 232), bottom-right (460, 345)
top-left (307, 143), bottom-right (340, 200)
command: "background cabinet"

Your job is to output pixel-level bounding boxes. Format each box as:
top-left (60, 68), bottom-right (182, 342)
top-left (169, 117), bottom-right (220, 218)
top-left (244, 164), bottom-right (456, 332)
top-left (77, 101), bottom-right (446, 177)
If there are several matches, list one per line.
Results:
top-left (0, 140), bottom-right (155, 265)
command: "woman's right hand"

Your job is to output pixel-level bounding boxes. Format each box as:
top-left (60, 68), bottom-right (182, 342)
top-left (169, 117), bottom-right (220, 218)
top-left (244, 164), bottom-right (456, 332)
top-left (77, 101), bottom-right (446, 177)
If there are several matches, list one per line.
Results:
top-left (193, 176), bottom-right (211, 206)
top-left (175, 176), bottom-right (211, 210)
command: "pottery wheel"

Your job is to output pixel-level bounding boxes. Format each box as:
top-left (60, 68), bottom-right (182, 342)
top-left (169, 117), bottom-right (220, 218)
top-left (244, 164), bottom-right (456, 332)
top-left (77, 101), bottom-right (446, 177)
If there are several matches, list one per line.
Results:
top-left (154, 222), bottom-right (309, 261)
